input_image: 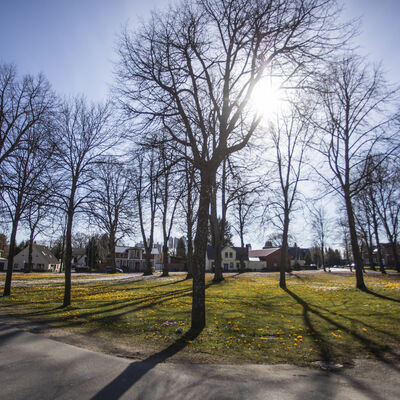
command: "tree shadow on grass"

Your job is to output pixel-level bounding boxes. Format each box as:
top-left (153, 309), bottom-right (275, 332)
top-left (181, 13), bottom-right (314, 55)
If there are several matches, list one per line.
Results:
top-left (284, 288), bottom-right (400, 371)
top-left (6, 281), bottom-right (216, 335)
top-left (90, 327), bottom-right (203, 400)
top-left (364, 288), bottom-right (400, 304)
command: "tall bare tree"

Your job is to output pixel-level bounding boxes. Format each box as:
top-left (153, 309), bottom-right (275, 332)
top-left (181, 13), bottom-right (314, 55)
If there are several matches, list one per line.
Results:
top-left (0, 64), bottom-right (55, 170)
top-left (116, 0), bottom-right (350, 330)
top-left (314, 55), bottom-right (399, 290)
top-left (53, 97), bottom-right (113, 306)
top-left (179, 158), bottom-right (198, 279)
top-left (2, 126), bottom-right (51, 295)
top-left (263, 104), bottom-right (312, 289)
top-left (157, 144), bottom-right (182, 277)
top-left (25, 200), bottom-right (53, 273)
top-left (132, 149), bottom-right (159, 276)
top-left (371, 161), bottom-right (400, 271)
top-left (88, 157), bottom-right (134, 272)
top-left (310, 203), bottom-right (332, 271)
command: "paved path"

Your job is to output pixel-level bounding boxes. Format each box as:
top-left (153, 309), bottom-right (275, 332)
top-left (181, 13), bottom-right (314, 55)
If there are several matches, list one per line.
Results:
top-left (1, 322), bottom-right (399, 400)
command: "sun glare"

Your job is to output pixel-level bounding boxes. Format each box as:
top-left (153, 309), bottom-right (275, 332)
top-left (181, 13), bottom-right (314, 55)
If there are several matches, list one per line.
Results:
top-left (250, 78), bottom-right (283, 121)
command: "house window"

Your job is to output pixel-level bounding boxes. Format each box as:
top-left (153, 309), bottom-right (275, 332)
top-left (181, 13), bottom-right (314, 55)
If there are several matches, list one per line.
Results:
top-left (229, 252), bottom-right (233, 258)
top-left (225, 252), bottom-right (228, 258)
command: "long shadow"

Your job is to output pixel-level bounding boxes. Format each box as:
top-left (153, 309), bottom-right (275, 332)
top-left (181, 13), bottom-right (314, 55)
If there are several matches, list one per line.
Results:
top-left (365, 288), bottom-right (400, 304)
top-left (9, 280), bottom-right (216, 333)
top-left (284, 288), bottom-right (400, 371)
top-left (18, 288), bottom-right (194, 330)
top-left (287, 272), bottom-right (306, 282)
top-left (90, 327), bottom-right (203, 400)
top-left (144, 277), bottom-right (187, 289)
top-left (283, 288), bottom-right (332, 363)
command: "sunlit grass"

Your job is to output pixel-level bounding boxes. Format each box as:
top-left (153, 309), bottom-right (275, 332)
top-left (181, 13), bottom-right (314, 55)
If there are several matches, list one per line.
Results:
top-left (1, 272), bottom-right (399, 365)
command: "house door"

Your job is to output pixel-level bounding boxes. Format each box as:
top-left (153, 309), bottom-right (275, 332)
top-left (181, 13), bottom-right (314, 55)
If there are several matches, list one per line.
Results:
top-left (223, 263), bottom-right (229, 272)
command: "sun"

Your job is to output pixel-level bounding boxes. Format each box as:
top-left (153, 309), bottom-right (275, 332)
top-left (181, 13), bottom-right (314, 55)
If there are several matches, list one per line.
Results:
top-left (250, 77), bottom-right (283, 121)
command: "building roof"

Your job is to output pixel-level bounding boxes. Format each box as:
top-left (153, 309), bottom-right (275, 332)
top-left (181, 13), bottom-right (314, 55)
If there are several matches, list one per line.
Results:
top-left (206, 245), bottom-right (249, 261)
top-left (33, 244), bottom-right (59, 264)
top-left (249, 248), bottom-right (280, 258)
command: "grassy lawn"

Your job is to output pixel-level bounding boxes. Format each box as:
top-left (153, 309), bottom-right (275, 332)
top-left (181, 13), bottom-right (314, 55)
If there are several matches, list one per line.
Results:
top-left (0, 271), bottom-right (399, 366)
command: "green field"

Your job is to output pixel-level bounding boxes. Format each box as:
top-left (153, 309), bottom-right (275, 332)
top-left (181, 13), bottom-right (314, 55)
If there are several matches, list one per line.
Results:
top-left (1, 271), bottom-right (399, 365)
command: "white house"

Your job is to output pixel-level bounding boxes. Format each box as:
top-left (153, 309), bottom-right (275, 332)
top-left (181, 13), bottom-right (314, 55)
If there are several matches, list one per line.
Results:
top-left (72, 248), bottom-right (87, 268)
top-left (114, 246), bottom-right (162, 272)
top-left (205, 245), bottom-right (250, 272)
top-left (13, 244), bottom-right (60, 272)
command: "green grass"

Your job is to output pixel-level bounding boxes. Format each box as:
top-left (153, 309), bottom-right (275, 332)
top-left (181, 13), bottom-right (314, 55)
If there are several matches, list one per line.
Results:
top-left (1, 271), bottom-right (399, 365)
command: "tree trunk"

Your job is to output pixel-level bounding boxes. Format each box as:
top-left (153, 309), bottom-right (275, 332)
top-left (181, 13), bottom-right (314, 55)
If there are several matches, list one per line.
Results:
top-left (3, 220), bottom-right (19, 296)
top-left (210, 174), bottom-right (223, 283)
top-left (344, 193), bottom-right (367, 290)
top-left (372, 210), bottom-right (386, 274)
top-left (63, 194), bottom-right (75, 307)
top-left (161, 242), bottom-right (169, 277)
top-left (321, 239), bottom-right (326, 271)
top-left (389, 240), bottom-right (400, 272)
top-left (280, 213), bottom-right (289, 289)
top-left (27, 235), bottom-right (34, 273)
top-left (191, 168), bottom-right (213, 331)
top-left (143, 248), bottom-right (153, 275)
top-left (108, 232), bottom-right (116, 272)
top-left (239, 230), bottom-right (245, 273)
top-left (186, 230), bottom-right (194, 279)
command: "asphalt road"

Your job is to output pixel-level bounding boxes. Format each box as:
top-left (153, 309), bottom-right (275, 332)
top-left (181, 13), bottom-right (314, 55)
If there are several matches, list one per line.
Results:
top-left (1, 323), bottom-right (399, 400)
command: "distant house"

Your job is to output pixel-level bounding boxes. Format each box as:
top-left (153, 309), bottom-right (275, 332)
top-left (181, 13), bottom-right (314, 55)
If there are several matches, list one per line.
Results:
top-left (113, 246), bottom-right (162, 272)
top-left (249, 248), bottom-right (281, 271)
top-left (72, 248), bottom-right (87, 268)
top-left (205, 245), bottom-right (249, 272)
top-left (150, 247), bottom-right (162, 271)
top-left (13, 244), bottom-right (60, 272)
top-left (367, 243), bottom-right (400, 267)
top-left (115, 246), bottom-right (144, 272)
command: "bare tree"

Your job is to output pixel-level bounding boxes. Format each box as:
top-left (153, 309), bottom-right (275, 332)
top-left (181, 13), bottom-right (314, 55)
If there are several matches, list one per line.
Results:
top-left (87, 157), bottom-right (134, 272)
top-left (0, 64), bottom-right (55, 173)
top-left (53, 97), bottom-right (114, 306)
top-left (371, 161), bottom-right (400, 271)
top-left (179, 158), bottom-right (199, 279)
top-left (313, 54), bottom-right (399, 289)
top-left (227, 157), bottom-right (261, 273)
top-left (263, 104), bottom-right (312, 289)
top-left (157, 142), bottom-right (182, 277)
top-left (116, 0), bottom-right (351, 330)
top-left (310, 203), bottom-right (332, 271)
top-left (2, 126), bottom-right (51, 296)
top-left (132, 149), bottom-right (159, 276)
top-left (25, 200), bottom-right (53, 273)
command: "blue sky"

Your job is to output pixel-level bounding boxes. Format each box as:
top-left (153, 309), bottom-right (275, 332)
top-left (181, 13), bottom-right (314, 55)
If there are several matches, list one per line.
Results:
top-left (1, 0), bottom-right (399, 102)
